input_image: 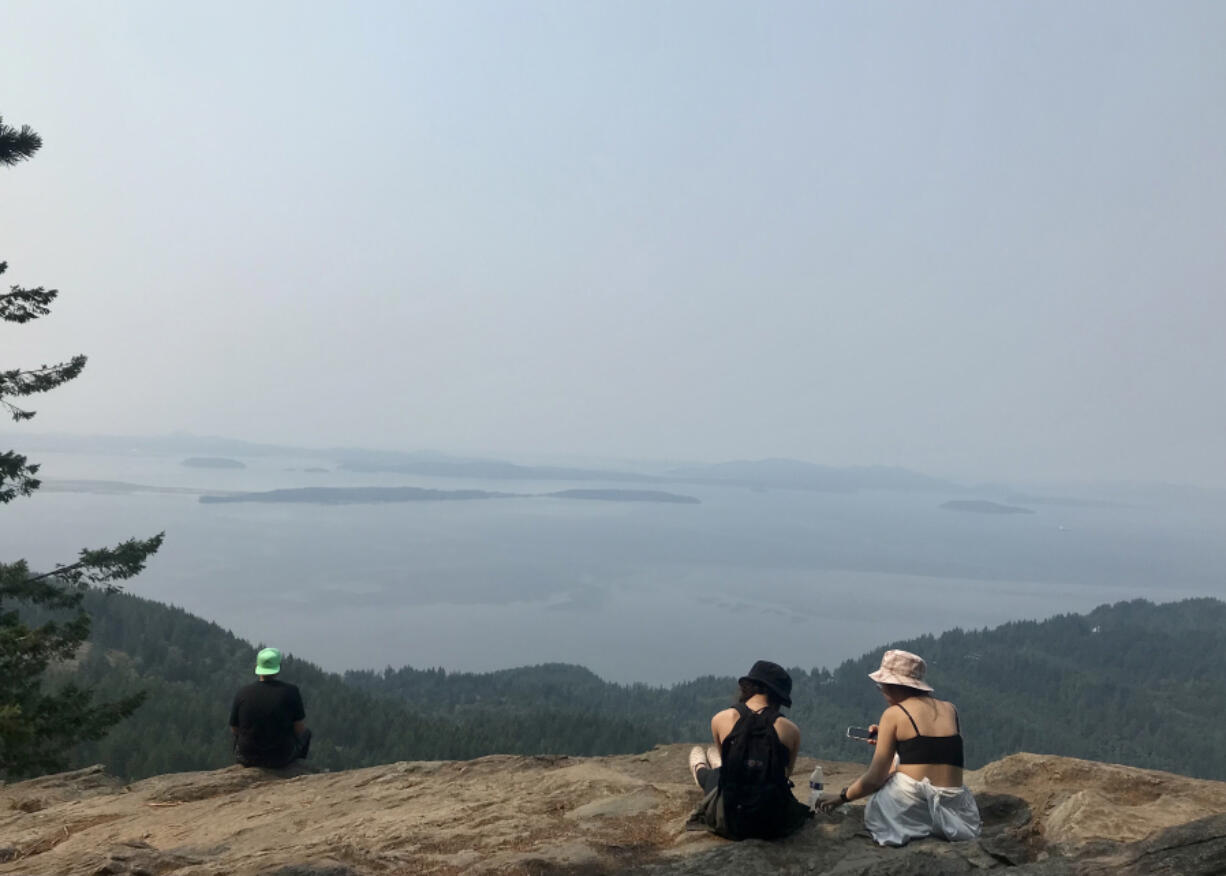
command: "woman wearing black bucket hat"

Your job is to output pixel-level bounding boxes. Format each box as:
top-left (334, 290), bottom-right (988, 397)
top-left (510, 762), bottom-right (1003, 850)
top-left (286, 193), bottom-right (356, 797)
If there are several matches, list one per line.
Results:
top-left (686, 660), bottom-right (810, 840)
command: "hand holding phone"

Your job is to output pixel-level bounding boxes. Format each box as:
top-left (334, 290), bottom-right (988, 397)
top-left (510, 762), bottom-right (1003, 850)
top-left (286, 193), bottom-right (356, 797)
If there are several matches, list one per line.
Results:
top-left (847, 725), bottom-right (878, 744)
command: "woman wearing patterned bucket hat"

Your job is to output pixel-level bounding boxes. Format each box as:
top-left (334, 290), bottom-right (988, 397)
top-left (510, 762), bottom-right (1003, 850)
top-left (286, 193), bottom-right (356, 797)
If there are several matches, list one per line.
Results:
top-left (815, 649), bottom-right (980, 846)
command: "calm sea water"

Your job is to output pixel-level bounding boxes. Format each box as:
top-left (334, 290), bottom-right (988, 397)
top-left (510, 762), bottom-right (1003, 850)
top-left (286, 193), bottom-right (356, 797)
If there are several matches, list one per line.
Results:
top-left (4, 452), bottom-right (1224, 684)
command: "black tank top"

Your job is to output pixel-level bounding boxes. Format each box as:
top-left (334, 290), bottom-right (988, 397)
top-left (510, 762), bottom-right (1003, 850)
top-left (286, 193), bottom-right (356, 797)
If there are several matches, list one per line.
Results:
top-left (894, 702), bottom-right (964, 768)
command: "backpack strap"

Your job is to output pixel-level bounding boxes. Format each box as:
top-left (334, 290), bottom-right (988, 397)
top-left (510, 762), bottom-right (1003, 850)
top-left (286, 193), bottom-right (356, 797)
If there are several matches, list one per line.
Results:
top-left (731, 702), bottom-right (782, 726)
top-left (724, 703), bottom-right (753, 751)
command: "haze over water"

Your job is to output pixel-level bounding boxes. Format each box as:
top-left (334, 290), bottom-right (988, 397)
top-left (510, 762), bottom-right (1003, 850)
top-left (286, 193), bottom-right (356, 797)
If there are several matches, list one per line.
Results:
top-left (3, 4), bottom-right (1224, 684)
top-left (3, 2), bottom-right (1225, 488)
top-left (5, 447), bottom-right (1222, 684)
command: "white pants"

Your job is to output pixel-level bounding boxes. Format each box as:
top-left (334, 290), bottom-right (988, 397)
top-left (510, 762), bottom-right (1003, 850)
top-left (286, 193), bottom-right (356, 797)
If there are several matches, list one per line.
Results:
top-left (862, 771), bottom-right (981, 847)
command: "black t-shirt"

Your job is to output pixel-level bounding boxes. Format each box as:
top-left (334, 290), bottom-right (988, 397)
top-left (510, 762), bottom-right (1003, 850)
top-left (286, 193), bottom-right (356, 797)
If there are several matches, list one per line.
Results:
top-left (229, 678), bottom-right (306, 767)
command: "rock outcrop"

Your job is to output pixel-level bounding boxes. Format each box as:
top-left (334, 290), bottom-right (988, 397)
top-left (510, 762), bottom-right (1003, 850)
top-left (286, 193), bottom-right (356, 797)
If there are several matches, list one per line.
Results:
top-left (2, 747), bottom-right (1225, 875)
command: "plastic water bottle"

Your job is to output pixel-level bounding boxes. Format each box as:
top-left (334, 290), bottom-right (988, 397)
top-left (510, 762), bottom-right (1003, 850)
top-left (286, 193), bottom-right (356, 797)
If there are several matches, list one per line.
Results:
top-left (807, 765), bottom-right (824, 810)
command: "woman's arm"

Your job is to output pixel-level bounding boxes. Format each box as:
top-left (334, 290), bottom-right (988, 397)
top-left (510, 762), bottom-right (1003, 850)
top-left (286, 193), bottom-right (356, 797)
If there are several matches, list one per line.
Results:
top-left (775, 716), bottom-right (801, 776)
top-left (817, 707), bottom-right (899, 811)
top-left (850, 708), bottom-right (898, 795)
top-left (711, 708), bottom-right (739, 748)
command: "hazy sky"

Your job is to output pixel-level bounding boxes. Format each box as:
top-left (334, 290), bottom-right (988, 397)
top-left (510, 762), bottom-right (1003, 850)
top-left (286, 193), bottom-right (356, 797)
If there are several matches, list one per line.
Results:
top-left (2, 1), bottom-right (1224, 485)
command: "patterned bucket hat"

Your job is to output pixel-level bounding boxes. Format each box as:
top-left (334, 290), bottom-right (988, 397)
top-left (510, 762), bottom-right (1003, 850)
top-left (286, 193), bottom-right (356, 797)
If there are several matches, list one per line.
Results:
top-left (868, 649), bottom-right (934, 692)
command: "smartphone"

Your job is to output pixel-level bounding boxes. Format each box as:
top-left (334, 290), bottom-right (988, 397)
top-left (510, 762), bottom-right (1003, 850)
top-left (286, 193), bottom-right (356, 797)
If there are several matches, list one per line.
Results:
top-left (846, 726), bottom-right (877, 741)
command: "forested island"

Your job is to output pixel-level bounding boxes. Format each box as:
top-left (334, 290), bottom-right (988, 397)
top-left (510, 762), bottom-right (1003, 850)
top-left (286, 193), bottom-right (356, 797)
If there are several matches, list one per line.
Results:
top-left (28, 593), bottom-right (1226, 783)
top-left (941, 499), bottom-right (1035, 515)
top-left (199, 486), bottom-right (699, 505)
top-left (199, 486), bottom-right (514, 504)
top-left (338, 457), bottom-right (660, 483)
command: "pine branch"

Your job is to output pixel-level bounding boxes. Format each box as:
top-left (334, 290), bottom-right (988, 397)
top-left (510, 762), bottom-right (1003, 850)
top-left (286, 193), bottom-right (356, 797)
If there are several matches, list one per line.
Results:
top-left (0, 117), bottom-right (42, 166)
top-left (24, 533), bottom-right (167, 590)
top-left (0, 356), bottom-right (88, 421)
top-left (0, 285), bottom-right (59, 324)
top-left (0, 451), bottom-right (40, 504)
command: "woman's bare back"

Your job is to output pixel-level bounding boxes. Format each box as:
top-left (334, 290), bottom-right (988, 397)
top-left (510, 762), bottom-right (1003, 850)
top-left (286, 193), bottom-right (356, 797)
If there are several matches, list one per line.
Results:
top-left (889, 696), bottom-right (963, 788)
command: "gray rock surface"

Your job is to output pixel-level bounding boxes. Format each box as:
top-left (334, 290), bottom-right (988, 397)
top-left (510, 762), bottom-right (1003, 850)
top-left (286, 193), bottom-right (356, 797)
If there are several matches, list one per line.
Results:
top-left (2, 747), bottom-right (1225, 875)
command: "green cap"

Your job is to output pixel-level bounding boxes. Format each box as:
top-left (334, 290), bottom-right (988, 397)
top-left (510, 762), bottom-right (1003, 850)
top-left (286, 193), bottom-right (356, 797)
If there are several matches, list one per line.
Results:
top-left (255, 647), bottom-right (282, 676)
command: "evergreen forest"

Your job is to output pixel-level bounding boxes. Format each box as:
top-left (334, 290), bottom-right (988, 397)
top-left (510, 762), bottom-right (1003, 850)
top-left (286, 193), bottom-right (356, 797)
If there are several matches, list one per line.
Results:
top-left (29, 592), bottom-right (1226, 782)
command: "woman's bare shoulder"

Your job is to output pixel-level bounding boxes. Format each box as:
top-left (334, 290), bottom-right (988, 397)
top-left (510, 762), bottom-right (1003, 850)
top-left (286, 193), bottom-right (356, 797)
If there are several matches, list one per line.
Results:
top-left (878, 702), bottom-right (904, 722)
top-left (710, 706), bottom-right (741, 742)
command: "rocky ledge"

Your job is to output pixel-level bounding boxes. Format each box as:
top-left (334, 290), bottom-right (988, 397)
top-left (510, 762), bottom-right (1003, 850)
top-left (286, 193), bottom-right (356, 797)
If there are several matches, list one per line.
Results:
top-left (2, 747), bottom-right (1225, 875)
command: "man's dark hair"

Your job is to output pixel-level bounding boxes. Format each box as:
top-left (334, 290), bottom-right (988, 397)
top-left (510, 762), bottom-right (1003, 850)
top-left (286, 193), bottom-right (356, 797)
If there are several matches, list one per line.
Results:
top-left (737, 678), bottom-right (782, 708)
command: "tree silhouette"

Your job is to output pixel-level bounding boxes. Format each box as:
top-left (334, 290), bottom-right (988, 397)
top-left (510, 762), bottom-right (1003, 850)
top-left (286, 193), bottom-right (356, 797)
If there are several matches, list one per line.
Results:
top-left (0, 115), bottom-right (164, 778)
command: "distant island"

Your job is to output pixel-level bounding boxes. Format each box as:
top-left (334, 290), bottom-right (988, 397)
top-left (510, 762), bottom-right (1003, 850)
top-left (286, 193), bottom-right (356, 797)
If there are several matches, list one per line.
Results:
top-left (14, 432), bottom-right (994, 496)
top-left (941, 499), bottom-right (1035, 515)
top-left (200, 486), bottom-right (700, 506)
top-left (1004, 492), bottom-right (1123, 509)
top-left (200, 486), bottom-right (513, 505)
top-left (543, 489), bottom-right (699, 504)
top-left (337, 458), bottom-right (659, 483)
top-left (182, 457), bottom-right (246, 469)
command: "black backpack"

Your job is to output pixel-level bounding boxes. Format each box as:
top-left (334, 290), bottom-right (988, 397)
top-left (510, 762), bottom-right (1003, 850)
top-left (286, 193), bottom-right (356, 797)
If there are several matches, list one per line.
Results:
top-left (718, 703), bottom-right (799, 840)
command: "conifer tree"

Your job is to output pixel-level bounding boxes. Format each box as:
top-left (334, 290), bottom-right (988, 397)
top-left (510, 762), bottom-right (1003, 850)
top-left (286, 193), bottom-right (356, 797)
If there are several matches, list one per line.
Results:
top-left (0, 115), bottom-right (164, 778)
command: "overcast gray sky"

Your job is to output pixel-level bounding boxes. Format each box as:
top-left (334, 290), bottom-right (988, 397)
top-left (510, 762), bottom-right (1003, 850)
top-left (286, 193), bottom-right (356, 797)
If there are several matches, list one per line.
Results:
top-left (2, 1), bottom-right (1224, 485)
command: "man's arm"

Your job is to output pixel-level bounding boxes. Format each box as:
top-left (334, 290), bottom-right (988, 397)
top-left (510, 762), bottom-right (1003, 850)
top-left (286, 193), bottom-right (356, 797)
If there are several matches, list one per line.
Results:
top-left (290, 686), bottom-right (307, 735)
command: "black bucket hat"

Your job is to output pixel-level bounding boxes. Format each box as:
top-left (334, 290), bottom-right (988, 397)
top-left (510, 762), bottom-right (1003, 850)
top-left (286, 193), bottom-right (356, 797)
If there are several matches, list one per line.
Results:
top-left (739, 660), bottom-right (793, 708)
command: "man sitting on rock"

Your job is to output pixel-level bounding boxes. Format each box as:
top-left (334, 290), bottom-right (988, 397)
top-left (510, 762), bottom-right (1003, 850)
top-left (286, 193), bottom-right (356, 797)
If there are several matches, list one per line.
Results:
top-left (229, 647), bottom-right (312, 768)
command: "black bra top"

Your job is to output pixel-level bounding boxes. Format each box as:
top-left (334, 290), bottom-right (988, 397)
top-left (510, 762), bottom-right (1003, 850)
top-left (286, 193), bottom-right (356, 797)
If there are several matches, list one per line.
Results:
top-left (894, 702), bottom-right (964, 768)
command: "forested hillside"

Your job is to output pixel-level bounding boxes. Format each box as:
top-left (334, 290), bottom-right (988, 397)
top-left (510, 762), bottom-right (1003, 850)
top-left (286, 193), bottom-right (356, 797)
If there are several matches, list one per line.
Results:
top-left (35, 593), bottom-right (1226, 781)
top-left (347, 597), bottom-right (1226, 779)
top-left (28, 591), bottom-right (662, 780)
